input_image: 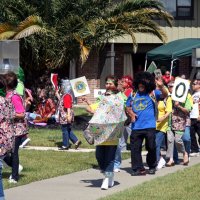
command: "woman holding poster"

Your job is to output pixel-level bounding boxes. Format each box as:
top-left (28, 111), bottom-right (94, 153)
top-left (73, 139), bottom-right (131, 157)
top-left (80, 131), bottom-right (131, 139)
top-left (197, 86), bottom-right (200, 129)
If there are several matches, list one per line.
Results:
top-left (82, 75), bottom-right (127, 190)
top-left (166, 81), bottom-right (192, 166)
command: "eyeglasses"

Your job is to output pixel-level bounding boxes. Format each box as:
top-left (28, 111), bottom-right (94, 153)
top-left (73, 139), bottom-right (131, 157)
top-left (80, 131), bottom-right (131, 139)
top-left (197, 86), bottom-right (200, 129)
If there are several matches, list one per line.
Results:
top-left (192, 82), bottom-right (198, 85)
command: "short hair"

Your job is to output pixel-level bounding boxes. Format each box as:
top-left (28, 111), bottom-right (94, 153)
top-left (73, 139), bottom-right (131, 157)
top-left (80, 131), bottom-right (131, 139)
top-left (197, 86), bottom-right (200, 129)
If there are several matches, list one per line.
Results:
top-left (134, 72), bottom-right (156, 93)
top-left (105, 75), bottom-right (118, 87)
top-left (4, 71), bottom-right (18, 90)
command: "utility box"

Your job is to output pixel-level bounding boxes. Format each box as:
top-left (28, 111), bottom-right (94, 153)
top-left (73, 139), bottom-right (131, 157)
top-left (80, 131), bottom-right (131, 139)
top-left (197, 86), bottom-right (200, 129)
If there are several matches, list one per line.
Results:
top-left (192, 48), bottom-right (200, 67)
top-left (0, 40), bottom-right (19, 74)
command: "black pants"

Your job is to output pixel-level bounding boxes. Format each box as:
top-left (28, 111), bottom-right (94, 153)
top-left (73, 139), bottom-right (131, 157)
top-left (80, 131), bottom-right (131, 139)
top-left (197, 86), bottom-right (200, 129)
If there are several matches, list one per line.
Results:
top-left (4, 136), bottom-right (23, 181)
top-left (190, 119), bottom-right (200, 153)
top-left (95, 145), bottom-right (117, 172)
top-left (130, 128), bottom-right (157, 171)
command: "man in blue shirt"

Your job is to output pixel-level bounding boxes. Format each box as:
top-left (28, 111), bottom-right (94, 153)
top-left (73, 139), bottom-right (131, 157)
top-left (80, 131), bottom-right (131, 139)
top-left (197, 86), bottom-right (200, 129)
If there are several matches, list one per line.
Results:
top-left (126, 72), bottom-right (168, 176)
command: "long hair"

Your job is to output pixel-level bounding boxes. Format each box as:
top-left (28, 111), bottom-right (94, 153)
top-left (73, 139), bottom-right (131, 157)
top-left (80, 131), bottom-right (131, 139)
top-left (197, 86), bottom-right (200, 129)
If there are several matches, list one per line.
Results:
top-left (134, 72), bottom-right (156, 93)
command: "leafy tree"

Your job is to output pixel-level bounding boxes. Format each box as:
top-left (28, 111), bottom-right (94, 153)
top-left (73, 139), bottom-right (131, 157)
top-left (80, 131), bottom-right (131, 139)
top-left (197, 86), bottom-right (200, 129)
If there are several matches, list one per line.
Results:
top-left (0, 0), bottom-right (173, 71)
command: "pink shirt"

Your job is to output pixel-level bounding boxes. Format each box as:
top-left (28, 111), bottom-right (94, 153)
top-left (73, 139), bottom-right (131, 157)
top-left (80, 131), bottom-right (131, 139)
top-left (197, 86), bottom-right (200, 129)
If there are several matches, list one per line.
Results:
top-left (6, 91), bottom-right (25, 113)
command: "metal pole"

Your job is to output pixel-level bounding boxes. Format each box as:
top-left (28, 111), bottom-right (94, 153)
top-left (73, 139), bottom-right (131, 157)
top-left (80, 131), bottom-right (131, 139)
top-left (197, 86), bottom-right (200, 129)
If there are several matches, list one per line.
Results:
top-left (111, 39), bottom-right (115, 75)
top-left (144, 58), bottom-right (147, 71)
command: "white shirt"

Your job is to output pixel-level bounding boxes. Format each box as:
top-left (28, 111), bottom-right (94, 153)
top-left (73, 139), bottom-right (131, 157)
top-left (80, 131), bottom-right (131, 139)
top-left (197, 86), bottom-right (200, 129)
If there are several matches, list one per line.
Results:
top-left (190, 91), bottom-right (200, 119)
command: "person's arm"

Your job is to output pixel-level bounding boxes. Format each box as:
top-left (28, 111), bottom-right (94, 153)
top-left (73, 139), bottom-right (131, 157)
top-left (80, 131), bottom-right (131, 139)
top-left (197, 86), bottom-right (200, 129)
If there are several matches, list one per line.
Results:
top-left (155, 78), bottom-right (168, 99)
top-left (125, 107), bottom-right (137, 122)
top-left (11, 94), bottom-right (25, 118)
top-left (174, 102), bottom-right (189, 114)
top-left (157, 111), bottom-right (171, 122)
top-left (81, 97), bottom-right (97, 114)
top-left (125, 95), bottom-right (137, 122)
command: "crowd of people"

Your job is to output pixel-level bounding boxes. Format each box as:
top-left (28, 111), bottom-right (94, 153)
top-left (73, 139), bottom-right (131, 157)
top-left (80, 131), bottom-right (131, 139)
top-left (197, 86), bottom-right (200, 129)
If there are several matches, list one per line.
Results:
top-left (82, 71), bottom-right (200, 190)
top-left (0, 68), bottom-right (200, 199)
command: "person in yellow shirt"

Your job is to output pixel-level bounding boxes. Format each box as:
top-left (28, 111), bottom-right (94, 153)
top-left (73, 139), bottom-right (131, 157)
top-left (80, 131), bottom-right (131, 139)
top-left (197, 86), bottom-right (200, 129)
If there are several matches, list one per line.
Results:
top-left (156, 95), bottom-right (172, 169)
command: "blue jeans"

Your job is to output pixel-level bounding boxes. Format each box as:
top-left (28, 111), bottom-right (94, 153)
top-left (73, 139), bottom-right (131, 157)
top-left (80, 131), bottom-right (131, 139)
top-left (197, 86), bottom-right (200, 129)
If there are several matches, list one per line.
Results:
top-left (173, 126), bottom-right (191, 162)
top-left (113, 124), bottom-right (132, 169)
top-left (155, 131), bottom-right (165, 162)
top-left (182, 126), bottom-right (191, 156)
top-left (61, 124), bottom-right (78, 147)
top-left (0, 159), bottom-right (5, 200)
top-left (96, 146), bottom-right (117, 172)
top-left (114, 144), bottom-right (121, 169)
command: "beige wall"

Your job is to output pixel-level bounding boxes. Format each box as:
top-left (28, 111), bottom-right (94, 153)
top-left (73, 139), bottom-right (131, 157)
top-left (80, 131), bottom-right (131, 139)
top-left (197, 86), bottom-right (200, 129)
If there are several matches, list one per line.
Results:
top-left (114, 0), bottom-right (200, 44)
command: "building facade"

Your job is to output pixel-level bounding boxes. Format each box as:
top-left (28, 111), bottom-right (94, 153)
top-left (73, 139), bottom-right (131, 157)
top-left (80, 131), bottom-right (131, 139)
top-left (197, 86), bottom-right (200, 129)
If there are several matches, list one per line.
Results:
top-left (75, 0), bottom-right (200, 103)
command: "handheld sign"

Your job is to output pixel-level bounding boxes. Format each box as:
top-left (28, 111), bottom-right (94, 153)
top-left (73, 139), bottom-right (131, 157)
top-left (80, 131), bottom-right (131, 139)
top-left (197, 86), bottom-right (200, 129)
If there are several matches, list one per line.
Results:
top-left (94, 89), bottom-right (106, 98)
top-left (147, 61), bottom-right (157, 73)
top-left (50, 73), bottom-right (58, 90)
top-left (70, 76), bottom-right (90, 97)
top-left (171, 77), bottom-right (190, 103)
top-left (154, 69), bottom-right (162, 78)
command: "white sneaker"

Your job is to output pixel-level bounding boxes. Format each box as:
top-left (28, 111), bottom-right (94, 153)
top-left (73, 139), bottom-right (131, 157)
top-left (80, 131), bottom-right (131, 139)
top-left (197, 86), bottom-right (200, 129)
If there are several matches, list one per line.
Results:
top-left (190, 152), bottom-right (200, 157)
top-left (18, 164), bottom-right (23, 174)
top-left (114, 168), bottom-right (120, 173)
top-left (157, 157), bottom-right (166, 170)
top-left (8, 178), bottom-right (17, 184)
top-left (101, 178), bottom-right (109, 190)
top-left (20, 138), bottom-right (31, 148)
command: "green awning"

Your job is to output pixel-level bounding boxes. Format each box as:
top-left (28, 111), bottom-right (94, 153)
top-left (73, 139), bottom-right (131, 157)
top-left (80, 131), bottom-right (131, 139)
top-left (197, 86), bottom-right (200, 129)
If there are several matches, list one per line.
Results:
top-left (147, 38), bottom-right (200, 61)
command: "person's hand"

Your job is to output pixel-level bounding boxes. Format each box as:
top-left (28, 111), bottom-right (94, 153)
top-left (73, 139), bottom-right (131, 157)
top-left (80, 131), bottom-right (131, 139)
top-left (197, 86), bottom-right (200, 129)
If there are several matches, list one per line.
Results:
top-left (155, 77), bottom-right (164, 88)
top-left (81, 97), bottom-right (87, 102)
top-left (130, 113), bottom-right (137, 122)
top-left (66, 115), bottom-right (72, 123)
top-left (174, 101), bottom-right (180, 107)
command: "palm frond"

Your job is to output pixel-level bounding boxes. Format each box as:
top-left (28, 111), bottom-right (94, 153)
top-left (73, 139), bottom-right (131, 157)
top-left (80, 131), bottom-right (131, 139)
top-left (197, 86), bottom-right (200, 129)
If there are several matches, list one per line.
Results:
top-left (13, 25), bottom-right (46, 39)
top-left (0, 23), bottom-right (16, 40)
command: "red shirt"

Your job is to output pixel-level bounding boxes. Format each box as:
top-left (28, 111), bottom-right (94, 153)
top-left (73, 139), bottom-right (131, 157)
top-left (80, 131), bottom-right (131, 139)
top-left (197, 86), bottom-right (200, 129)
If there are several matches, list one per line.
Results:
top-left (162, 75), bottom-right (175, 84)
top-left (124, 88), bottom-right (133, 97)
top-left (37, 98), bottom-right (56, 118)
top-left (63, 94), bottom-right (72, 108)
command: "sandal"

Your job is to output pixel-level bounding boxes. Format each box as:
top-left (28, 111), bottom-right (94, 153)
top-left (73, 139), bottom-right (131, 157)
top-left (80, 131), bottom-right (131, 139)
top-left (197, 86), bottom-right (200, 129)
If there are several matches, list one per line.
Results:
top-left (166, 161), bottom-right (175, 167)
top-left (183, 154), bottom-right (189, 166)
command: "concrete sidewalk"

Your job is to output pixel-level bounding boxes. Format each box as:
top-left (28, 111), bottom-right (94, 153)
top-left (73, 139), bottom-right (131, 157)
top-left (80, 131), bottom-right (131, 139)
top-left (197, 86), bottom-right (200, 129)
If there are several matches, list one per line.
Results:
top-left (5, 156), bottom-right (200, 200)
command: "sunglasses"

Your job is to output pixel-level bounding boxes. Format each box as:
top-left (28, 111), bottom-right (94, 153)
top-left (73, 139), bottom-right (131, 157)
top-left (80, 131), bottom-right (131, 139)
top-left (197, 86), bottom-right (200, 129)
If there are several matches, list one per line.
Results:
top-left (192, 82), bottom-right (198, 85)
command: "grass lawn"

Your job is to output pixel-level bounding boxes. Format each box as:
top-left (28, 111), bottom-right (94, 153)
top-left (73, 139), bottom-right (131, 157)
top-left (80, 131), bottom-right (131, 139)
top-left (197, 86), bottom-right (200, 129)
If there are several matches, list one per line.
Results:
top-left (100, 164), bottom-right (200, 200)
top-left (28, 106), bottom-right (94, 148)
top-left (28, 128), bottom-right (94, 149)
top-left (3, 150), bottom-right (131, 189)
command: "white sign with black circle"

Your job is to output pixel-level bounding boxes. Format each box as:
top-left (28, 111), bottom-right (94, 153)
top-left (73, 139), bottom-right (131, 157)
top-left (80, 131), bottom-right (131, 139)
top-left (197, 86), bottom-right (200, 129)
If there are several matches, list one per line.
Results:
top-left (171, 77), bottom-right (190, 103)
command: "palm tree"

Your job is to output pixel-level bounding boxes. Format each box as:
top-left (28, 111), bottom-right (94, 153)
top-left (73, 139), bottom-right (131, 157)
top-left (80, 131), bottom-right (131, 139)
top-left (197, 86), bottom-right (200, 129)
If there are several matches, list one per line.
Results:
top-left (0, 0), bottom-right (173, 70)
top-left (59, 0), bottom-right (173, 65)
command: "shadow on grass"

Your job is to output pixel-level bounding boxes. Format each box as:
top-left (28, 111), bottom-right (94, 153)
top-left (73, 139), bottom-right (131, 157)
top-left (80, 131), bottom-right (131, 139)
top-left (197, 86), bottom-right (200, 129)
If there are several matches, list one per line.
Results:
top-left (80, 179), bottom-right (120, 188)
top-left (2, 172), bottom-right (26, 179)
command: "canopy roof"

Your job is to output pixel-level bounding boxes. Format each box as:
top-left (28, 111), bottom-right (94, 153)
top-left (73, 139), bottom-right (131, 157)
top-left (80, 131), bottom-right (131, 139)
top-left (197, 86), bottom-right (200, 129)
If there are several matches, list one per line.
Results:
top-left (146, 38), bottom-right (200, 61)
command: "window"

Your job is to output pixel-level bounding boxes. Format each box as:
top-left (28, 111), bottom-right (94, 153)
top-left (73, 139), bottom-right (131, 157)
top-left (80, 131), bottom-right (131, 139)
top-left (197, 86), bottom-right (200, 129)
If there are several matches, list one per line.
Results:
top-left (160, 0), bottom-right (194, 19)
